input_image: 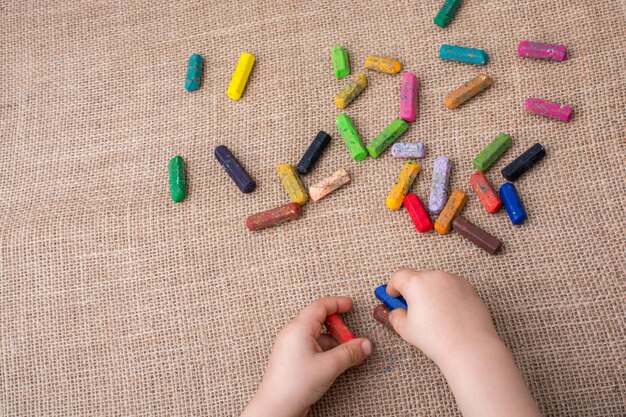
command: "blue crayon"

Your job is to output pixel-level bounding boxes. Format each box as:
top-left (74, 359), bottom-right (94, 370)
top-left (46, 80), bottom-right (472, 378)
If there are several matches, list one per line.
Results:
top-left (185, 54), bottom-right (204, 92)
top-left (214, 145), bottom-right (256, 193)
top-left (374, 285), bottom-right (408, 310)
top-left (297, 131), bottom-right (332, 175)
top-left (499, 182), bottom-right (527, 225)
top-left (439, 45), bottom-right (488, 66)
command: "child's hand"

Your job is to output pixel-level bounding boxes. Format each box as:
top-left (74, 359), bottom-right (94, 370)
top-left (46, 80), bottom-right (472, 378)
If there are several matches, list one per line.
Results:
top-left (385, 269), bottom-right (499, 366)
top-left (241, 296), bottom-right (372, 417)
top-left (386, 269), bottom-right (541, 417)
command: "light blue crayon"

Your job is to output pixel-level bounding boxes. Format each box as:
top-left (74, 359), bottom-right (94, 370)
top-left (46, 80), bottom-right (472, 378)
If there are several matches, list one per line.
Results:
top-left (439, 44), bottom-right (488, 66)
top-left (185, 54), bottom-right (204, 92)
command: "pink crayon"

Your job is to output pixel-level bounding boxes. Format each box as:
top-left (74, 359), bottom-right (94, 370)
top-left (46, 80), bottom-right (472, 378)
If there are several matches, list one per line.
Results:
top-left (525, 98), bottom-right (573, 122)
top-left (400, 71), bottom-right (419, 123)
top-left (518, 41), bottom-right (567, 61)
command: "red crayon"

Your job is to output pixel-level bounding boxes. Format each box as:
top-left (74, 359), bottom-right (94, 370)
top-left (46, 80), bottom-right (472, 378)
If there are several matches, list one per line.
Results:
top-left (404, 194), bottom-right (433, 232)
top-left (324, 313), bottom-right (356, 344)
top-left (470, 172), bottom-right (502, 214)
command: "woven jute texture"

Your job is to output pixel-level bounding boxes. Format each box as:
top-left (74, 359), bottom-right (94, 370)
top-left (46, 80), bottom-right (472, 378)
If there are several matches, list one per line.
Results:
top-left (1, 0), bottom-right (625, 416)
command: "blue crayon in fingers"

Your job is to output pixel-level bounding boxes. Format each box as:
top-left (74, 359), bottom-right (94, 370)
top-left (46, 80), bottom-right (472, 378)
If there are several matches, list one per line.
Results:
top-left (374, 284), bottom-right (408, 310)
top-left (439, 45), bottom-right (489, 66)
top-left (214, 145), bottom-right (256, 193)
top-left (499, 182), bottom-right (527, 225)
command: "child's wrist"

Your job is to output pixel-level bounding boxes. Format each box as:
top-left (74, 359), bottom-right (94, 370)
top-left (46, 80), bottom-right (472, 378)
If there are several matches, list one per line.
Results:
top-left (435, 331), bottom-right (506, 376)
top-left (244, 386), bottom-right (306, 417)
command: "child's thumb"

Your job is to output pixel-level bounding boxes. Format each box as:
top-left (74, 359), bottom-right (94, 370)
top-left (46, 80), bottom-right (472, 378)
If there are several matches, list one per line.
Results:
top-left (388, 308), bottom-right (408, 337)
top-left (324, 338), bottom-right (372, 377)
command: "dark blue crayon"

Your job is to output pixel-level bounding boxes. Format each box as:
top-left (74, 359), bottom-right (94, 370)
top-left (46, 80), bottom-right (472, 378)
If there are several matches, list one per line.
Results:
top-left (374, 284), bottom-right (408, 311)
top-left (296, 131), bottom-right (332, 175)
top-left (499, 182), bottom-right (527, 225)
top-left (501, 143), bottom-right (545, 181)
top-left (214, 145), bottom-right (256, 193)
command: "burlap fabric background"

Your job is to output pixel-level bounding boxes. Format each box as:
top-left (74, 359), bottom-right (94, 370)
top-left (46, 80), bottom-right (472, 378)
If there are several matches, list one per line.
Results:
top-left (2, 0), bottom-right (625, 416)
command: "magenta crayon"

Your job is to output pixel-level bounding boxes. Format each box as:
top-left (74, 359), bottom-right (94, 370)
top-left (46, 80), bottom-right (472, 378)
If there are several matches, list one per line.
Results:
top-left (525, 98), bottom-right (573, 122)
top-left (517, 41), bottom-right (567, 61)
top-left (400, 71), bottom-right (419, 123)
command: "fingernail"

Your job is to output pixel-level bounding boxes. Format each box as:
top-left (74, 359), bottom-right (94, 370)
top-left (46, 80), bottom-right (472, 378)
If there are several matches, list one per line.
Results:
top-left (361, 340), bottom-right (372, 356)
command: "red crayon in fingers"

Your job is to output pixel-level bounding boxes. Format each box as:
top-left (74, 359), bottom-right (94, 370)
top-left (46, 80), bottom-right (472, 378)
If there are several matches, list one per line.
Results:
top-left (324, 313), bottom-right (356, 344)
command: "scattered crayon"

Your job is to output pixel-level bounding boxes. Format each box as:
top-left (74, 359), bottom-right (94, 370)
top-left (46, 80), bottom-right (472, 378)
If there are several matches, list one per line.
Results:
top-left (501, 143), bottom-right (546, 181)
top-left (525, 98), bottom-right (573, 122)
top-left (434, 189), bottom-right (467, 234)
top-left (227, 52), bottom-right (255, 101)
top-left (439, 44), bottom-right (488, 66)
top-left (517, 41), bottom-right (567, 61)
top-left (374, 284), bottom-right (408, 310)
top-left (434, 0), bottom-right (463, 28)
top-left (391, 142), bottom-right (425, 159)
top-left (444, 73), bottom-right (493, 110)
top-left (452, 216), bottom-right (502, 254)
top-left (168, 155), bottom-right (187, 203)
top-left (214, 145), bottom-right (256, 193)
top-left (404, 194), bottom-right (434, 233)
top-left (470, 172), bottom-right (502, 214)
top-left (309, 169), bottom-right (350, 202)
top-left (336, 113), bottom-right (368, 161)
top-left (246, 202), bottom-right (303, 231)
top-left (499, 182), bottom-right (527, 225)
top-left (331, 45), bottom-right (350, 79)
top-left (297, 131), bottom-right (332, 175)
top-left (185, 54), bottom-right (204, 92)
top-left (400, 71), bottom-right (419, 123)
top-left (372, 304), bottom-right (392, 328)
top-left (386, 161), bottom-right (420, 211)
top-left (277, 164), bottom-right (308, 205)
top-left (364, 55), bottom-right (401, 74)
top-left (428, 156), bottom-right (452, 214)
top-left (324, 313), bottom-right (356, 344)
top-left (335, 73), bottom-right (367, 109)
top-left (472, 133), bottom-right (512, 172)
top-left (366, 119), bottom-right (409, 158)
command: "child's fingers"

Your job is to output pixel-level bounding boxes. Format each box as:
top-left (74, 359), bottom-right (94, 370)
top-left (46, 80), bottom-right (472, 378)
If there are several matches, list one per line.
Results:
top-left (317, 334), bottom-right (339, 352)
top-left (297, 296), bottom-right (353, 327)
top-left (388, 308), bottom-right (408, 337)
top-left (387, 268), bottom-right (419, 297)
top-left (322, 338), bottom-right (372, 377)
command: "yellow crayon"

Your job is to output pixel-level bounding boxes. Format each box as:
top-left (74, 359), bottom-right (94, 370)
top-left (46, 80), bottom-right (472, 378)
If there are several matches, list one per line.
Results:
top-left (434, 190), bottom-right (467, 234)
top-left (364, 55), bottom-right (402, 74)
top-left (334, 73), bottom-right (367, 109)
top-left (386, 161), bottom-right (420, 210)
top-left (277, 164), bottom-right (308, 205)
top-left (227, 52), bottom-right (255, 101)
top-left (444, 73), bottom-right (493, 110)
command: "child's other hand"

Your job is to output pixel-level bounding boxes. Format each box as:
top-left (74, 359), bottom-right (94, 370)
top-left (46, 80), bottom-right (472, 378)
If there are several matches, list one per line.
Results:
top-left (241, 296), bottom-right (372, 417)
top-left (386, 269), bottom-right (499, 366)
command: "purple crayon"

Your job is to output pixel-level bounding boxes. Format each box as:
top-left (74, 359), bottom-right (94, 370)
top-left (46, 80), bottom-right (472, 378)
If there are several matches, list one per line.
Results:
top-left (391, 142), bottom-right (425, 159)
top-left (517, 41), bottom-right (567, 62)
top-left (525, 98), bottom-right (573, 122)
top-left (428, 156), bottom-right (451, 214)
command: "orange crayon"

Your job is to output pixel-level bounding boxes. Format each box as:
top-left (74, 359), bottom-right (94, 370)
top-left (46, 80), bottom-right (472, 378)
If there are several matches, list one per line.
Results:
top-left (434, 190), bottom-right (467, 234)
top-left (444, 73), bottom-right (493, 110)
